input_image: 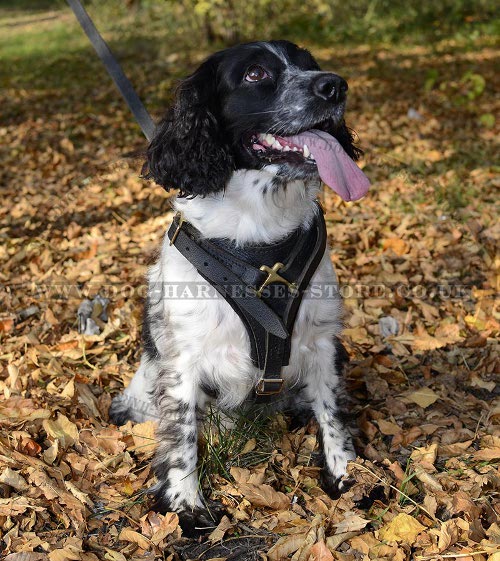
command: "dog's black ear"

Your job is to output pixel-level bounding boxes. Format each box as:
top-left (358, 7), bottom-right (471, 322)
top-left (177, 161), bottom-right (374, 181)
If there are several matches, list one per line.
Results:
top-left (333, 120), bottom-right (363, 161)
top-left (144, 57), bottom-right (234, 197)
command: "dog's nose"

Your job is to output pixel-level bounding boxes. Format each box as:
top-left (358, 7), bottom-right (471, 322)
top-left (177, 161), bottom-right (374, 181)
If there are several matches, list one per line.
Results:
top-left (313, 74), bottom-right (348, 103)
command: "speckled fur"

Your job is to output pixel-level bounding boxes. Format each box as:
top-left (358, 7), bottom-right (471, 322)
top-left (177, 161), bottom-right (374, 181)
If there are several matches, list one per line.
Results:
top-left (109, 169), bottom-right (355, 528)
top-left (109, 40), bottom-right (359, 534)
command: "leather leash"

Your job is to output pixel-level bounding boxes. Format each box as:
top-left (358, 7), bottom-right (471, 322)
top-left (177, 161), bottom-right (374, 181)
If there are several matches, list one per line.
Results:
top-left (67, 0), bottom-right (155, 142)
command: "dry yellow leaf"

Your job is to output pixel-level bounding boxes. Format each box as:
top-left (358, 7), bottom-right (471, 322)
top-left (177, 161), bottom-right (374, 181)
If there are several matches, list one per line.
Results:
top-left (413, 464), bottom-right (443, 492)
top-left (382, 238), bottom-right (409, 256)
top-left (118, 528), bottom-right (150, 551)
top-left (237, 482), bottom-right (289, 510)
top-left (349, 532), bottom-right (380, 555)
top-left (48, 550), bottom-right (81, 561)
top-left (43, 440), bottom-right (59, 465)
top-left (64, 480), bottom-right (94, 507)
top-left (0, 497), bottom-right (45, 516)
top-left (149, 512), bottom-right (180, 544)
top-left (241, 437), bottom-right (256, 454)
top-left (333, 512), bottom-right (371, 533)
top-left (473, 447), bottom-right (500, 461)
top-left (61, 378), bottom-right (75, 398)
top-left (104, 550), bottom-right (127, 561)
top-left (326, 532), bottom-right (359, 551)
top-left (410, 443), bottom-right (438, 465)
top-left (405, 387), bottom-right (439, 408)
top-left (48, 539), bottom-right (83, 561)
top-left (0, 398), bottom-right (50, 421)
top-left (378, 513), bottom-right (425, 544)
top-left (434, 321), bottom-right (461, 344)
top-left (267, 534), bottom-right (306, 560)
top-left (130, 420), bottom-right (157, 459)
top-left (208, 515), bottom-right (233, 543)
top-left (43, 413), bottom-right (79, 448)
top-left (437, 519), bottom-right (461, 552)
top-left (0, 467), bottom-right (28, 491)
top-left (377, 419), bottom-right (401, 435)
top-left (4, 554), bottom-right (46, 561)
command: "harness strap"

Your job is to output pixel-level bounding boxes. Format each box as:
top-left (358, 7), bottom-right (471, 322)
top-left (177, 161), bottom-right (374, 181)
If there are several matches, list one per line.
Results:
top-left (167, 203), bottom-right (327, 399)
top-left (167, 219), bottom-right (288, 340)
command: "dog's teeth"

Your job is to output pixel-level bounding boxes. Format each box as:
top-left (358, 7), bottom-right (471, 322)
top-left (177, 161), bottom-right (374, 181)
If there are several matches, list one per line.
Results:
top-left (272, 140), bottom-right (282, 150)
top-left (283, 145), bottom-right (290, 152)
top-left (292, 147), bottom-right (298, 152)
top-left (266, 134), bottom-right (275, 145)
top-left (303, 144), bottom-right (310, 158)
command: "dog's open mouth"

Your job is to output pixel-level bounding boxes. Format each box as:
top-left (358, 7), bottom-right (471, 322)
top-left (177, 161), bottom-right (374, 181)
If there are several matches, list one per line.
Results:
top-left (248, 129), bottom-right (370, 202)
top-left (251, 133), bottom-right (317, 162)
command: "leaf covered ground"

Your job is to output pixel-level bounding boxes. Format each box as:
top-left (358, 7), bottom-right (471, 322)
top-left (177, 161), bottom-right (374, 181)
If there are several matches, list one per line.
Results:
top-left (0, 6), bottom-right (499, 561)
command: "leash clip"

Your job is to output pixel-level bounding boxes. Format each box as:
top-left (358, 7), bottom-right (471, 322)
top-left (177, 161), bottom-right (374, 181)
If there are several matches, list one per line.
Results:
top-left (169, 212), bottom-right (185, 246)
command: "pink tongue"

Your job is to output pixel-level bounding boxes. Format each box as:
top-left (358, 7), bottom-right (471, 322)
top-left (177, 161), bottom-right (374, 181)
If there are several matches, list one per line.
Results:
top-left (284, 129), bottom-right (370, 201)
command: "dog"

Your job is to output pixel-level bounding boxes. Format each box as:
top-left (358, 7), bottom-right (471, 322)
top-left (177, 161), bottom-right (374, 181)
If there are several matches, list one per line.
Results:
top-left (109, 40), bottom-right (370, 534)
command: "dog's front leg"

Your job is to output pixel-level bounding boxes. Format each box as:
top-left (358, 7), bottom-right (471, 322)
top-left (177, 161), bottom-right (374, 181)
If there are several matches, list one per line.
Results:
top-left (302, 339), bottom-right (356, 498)
top-left (151, 372), bottom-right (221, 536)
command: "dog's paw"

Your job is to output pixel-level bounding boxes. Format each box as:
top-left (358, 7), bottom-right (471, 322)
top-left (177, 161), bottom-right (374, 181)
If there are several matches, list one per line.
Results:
top-left (151, 487), bottom-right (226, 538)
top-left (320, 469), bottom-right (356, 499)
top-left (177, 501), bottom-right (226, 538)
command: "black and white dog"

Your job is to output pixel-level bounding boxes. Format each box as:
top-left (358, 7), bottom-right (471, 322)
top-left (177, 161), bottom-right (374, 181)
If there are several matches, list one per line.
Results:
top-left (110, 40), bottom-right (370, 533)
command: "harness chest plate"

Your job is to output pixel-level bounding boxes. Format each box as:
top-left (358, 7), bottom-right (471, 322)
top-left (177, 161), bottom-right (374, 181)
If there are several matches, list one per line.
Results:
top-left (167, 202), bottom-right (327, 399)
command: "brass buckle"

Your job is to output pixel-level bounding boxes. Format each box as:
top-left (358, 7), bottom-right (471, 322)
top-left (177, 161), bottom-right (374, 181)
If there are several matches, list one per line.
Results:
top-left (255, 378), bottom-right (284, 395)
top-left (169, 212), bottom-right (184, 246)
top-left (256, 262), bottom-right (297, 298)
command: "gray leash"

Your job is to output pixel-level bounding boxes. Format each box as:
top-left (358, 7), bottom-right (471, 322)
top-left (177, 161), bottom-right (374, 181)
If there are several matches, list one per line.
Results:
top-left (67, 0), bottom-right (155, 142)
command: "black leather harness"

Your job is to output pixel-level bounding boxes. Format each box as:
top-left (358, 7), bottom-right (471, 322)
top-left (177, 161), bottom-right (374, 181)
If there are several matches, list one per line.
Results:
top-left (167, 201), bottom-right (327, 399)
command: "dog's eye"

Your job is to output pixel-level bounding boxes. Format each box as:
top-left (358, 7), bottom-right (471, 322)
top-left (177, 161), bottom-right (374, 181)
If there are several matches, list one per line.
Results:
top-left (245, 65), bottom-right (269, 82)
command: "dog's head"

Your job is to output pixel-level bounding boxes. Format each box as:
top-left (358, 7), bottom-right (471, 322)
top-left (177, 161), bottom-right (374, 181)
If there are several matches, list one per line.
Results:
top-left (145, 40), bottom-right (368, 200)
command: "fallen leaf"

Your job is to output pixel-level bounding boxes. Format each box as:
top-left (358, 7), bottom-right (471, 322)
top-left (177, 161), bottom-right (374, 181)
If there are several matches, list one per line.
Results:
top-left (129, 421), bottom-right (157, 459)
top-left (118, 528), bottom-right (150, 551)
top-left (326, 532), bottom-right (359, 551)
top-left (405, 387), bottom-right (439, 408)
top-left (208, 515), bottom-right (233, 543)
top-left (377, 419), bottom-right (401, 435)
top-left (308, 540), bottom-right (334, 561)
top-left (43, 413), bottom-right (79, 448)
top-left (473, 447), bottom-right (500, 461)
top-left (241, 437), bottom-right (256, 454)
top-left (437, 519), bottom-right (461, 552)
top-left (4, 555), bottom-right (46, 561)
top-left (267, 534), bottom-right (306, 560)
top-left (104, 550), bottom-right (127, 561)
top-left (0, 315), bottom-right (15, 333)
top-left (43, 440), bottom-right (59, 465)
top-left (413, 464), bottom-right (443, 491)
top-left (382, 238), bottom-right (409, 256)
top-left (410, 443), bottom-right (438, 465)
top-left (0, 496), bottom-right (45, 516)
top-left (237, 483), bottom-right (289, 509)
top-left (0, 467), bottom-right (29, 491)
top-left (333, 512), bottom-right (371, 533)
top-left (378, 513), bottom-right (426, 544)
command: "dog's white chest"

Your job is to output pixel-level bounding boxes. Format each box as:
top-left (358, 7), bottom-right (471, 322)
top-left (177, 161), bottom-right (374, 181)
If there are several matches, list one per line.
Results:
top-left (151, 236), bottom-right (342, 409)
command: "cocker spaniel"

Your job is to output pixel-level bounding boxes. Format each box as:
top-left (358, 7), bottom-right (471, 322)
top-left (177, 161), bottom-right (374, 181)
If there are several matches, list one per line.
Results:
top-left (110, 40), bottom-right (370, 535)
